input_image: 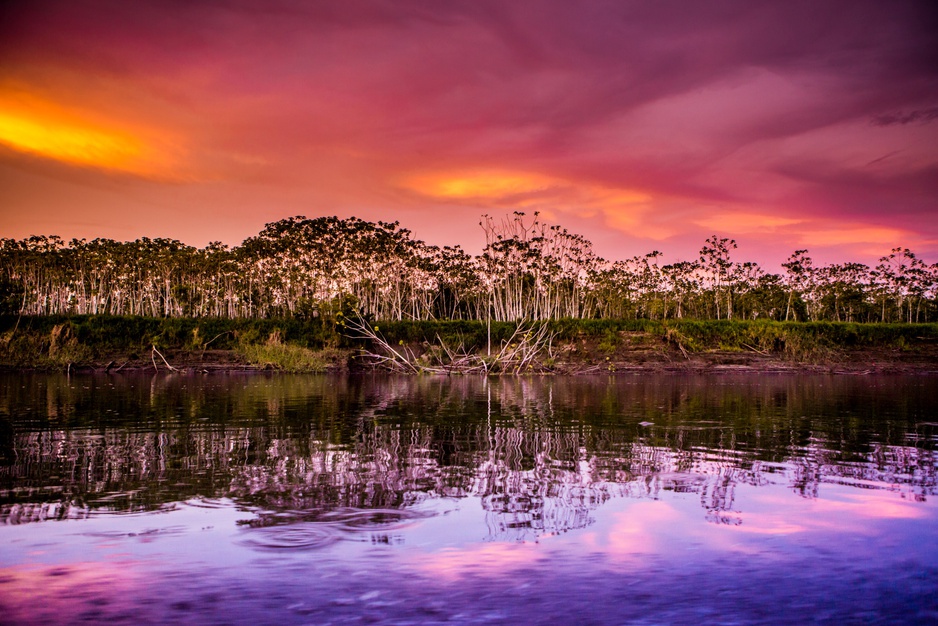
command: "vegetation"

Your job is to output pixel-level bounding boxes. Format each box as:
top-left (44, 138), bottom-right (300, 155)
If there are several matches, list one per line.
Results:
top-left (2, 212), bottom-right (936, 324)
top-left (0, 315), bottom-right (352, 371)
top-left (238, 340), bottom-right (347, 373)
top-left (1, 212), bottom-right (935, 372)
top-left (345, 314), bottom-right (557, 374)
top-left (1, 314), bottom-right (935, 372)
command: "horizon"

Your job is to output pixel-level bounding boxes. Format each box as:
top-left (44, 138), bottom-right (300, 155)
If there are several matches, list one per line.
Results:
top-left (2, 1), bottom-right (937, 270)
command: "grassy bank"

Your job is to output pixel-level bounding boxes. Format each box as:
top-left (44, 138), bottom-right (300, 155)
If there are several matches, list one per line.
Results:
top-left (378, 318), bottom-right (938, 356)
top-left (375, 318), bottom-right (938, 372)
top-left (1, 315), bottom-right (936, 373)
top-left (0, 315), bottom-right (349, 372)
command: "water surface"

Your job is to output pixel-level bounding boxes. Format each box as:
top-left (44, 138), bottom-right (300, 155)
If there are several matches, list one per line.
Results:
top-left (1, 372), bottom-right (936, 624)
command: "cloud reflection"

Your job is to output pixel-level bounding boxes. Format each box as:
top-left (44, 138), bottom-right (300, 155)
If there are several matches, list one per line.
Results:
top-left (0, 561), bottom-right (142, 623)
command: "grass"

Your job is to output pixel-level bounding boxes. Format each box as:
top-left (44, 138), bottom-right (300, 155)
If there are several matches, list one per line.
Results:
top-left (0, 321), bottom-right (94, 368)
top-left (237, 342), bottom-right (347, 372)
top-left (0, 314), bottom-right (935, 371)
top-left (236, 329), bottom-right (347, 372)
top-left (0, 315), bottom-right (350, 370)
top-left (647, 319), bottom-right (938, 361)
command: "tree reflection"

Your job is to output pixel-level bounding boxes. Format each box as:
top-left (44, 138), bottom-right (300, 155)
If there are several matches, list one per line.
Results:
top-left (1, 373), bottom-right (936, 536)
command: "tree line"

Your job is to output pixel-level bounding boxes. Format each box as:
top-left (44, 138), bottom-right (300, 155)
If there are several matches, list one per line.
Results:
top-left (2, 212), bottom-right (936, 323)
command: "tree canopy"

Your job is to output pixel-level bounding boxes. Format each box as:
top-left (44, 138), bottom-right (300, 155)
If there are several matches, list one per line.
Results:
top-left (2, 213), bottom-right (936, 323)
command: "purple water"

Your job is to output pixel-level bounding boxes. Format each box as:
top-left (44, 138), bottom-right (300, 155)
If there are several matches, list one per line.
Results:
top-left (1, 372), bottom-right (936, 624)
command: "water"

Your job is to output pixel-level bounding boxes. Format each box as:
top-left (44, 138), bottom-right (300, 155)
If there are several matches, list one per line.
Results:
top-left (1, 372), bottom-right (936, 624)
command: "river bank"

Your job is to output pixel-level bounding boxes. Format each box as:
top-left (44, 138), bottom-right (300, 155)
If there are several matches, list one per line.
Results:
top-left (16, 348), bottom-right (936, 375)
top-left (2, 315), bottom-right (937, 375)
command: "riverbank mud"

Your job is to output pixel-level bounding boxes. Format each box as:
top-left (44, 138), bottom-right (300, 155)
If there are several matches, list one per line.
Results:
top-left (7, 341), bottom-right (937, 375)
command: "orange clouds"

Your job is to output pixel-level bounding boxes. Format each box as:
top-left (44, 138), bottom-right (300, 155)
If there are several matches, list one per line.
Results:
top-left (687, 210), bottom-right (928, 261)
top-left (405, 170), bottom-right (556, 201)
top-left (694, 213), bottom-right (803, 233)
top-left (401, 169), bottom-right (671, 239)
top-left (0, 88), bottom-right (183, 178)
top-left (0, 109), bottom-right (143, 168)
top-left (0, 1), bottom-right (935, 266)
top-left (794, 225), bottom-right (912, 248)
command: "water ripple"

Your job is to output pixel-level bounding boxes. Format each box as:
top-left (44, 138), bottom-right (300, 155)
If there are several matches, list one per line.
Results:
top-left (238, 522), bottom-right (343, 551)
top-left (327, 507), bottom-right (429, 532)
top-left (237, 507), bottom-right (431, 552)
top-left (185, 497), bottom-right (235, 509)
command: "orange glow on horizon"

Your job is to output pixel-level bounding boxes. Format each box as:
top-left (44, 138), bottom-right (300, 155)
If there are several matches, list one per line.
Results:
top-left (795, 225), bottom-right (911, 248)
top-left (691, 213), bottom-right (920, 257)
top-left (0, 2), bottom-right (934, 266)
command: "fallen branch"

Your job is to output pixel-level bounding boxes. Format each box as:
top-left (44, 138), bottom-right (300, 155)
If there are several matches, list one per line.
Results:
top-left (200, 331), bottom-right (233, 358)
top-left (741, 342), bottom-right (770, 356)
top-left (151, 345), bottom-right (179, 372)
top-left (343, 315), bottom-right (420, 373)
top-left (344, 313), bottom-right (555, 375)
top-left (202, 331), bottom-right (232, 348)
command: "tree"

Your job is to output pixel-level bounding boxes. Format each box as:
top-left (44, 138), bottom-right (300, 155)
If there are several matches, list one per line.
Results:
top-left (699, 236), bottom-right (737, 319)
top-left (782, 250), bottom-right (813, 321)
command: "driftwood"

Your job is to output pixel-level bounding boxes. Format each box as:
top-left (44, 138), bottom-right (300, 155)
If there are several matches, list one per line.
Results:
top-left (344, 314), bottom-right (555, 375)
top-left (741, 342), bottom-right (770, 356)
top-left (342, 316), bottom-right (421, 374)
top-left (151, 345), bottom-right (179, 372)
top-left (199, 331), bottom-right (233, 360)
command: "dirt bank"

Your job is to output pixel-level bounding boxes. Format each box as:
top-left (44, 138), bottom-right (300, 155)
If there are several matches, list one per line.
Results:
top-left (19, 341), bottom-right (938, 376)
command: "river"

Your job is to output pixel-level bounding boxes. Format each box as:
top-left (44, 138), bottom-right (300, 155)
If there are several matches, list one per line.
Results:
top-left (1, 372), bottom-right (936, 624)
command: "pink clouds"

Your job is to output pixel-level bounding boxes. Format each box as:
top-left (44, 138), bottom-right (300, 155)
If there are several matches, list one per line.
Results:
top-left (1, 0), bottom-right (936, 266)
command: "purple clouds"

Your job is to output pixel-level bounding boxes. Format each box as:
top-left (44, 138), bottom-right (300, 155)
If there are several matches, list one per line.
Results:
top-left (1, 0), bottom-right (936, 266)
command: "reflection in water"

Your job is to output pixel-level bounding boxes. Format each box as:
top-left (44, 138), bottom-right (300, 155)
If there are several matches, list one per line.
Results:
top-left (238, 507), bottom-right (428, 551)
top-left (1, 373), bottom-right (935, 540)
top-left (1, 372), bottom-right (937, 624)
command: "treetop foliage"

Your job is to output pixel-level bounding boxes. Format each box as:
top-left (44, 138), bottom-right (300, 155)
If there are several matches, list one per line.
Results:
top-left (2, 213), bottom-right (936, 323)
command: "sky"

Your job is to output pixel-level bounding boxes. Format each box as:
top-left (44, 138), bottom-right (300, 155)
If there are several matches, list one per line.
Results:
top-left (1, 0), bottom-right (937, 269)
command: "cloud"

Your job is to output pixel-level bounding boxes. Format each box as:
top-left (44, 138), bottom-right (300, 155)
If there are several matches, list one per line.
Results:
top-left (0, 561), bottom-right (144, 623)
top-left (0, 0), bottom-right (937, 265)
top-left (0, 87), bottom-right (185, 178)
top-left (400, 169), bottom-right (669, 240)
top-left (871, 107), bottom-right (938, 126)
top-left (693, 214), bottom-right (803, 233)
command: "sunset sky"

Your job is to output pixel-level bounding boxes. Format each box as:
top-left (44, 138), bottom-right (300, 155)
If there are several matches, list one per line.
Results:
top-left (1, 0), bottom-right (936, 268)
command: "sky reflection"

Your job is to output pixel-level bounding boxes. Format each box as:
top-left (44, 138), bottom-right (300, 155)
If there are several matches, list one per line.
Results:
top-left (1, 373), bottom-right (936, 623)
